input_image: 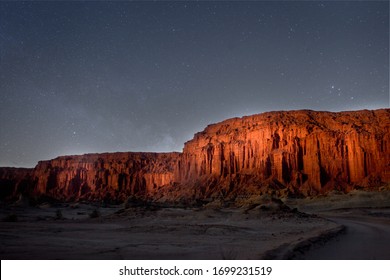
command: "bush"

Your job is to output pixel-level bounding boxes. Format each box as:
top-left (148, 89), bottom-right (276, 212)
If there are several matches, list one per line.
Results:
top-left (89, 209), bottom-right (100, 218)
top-left (55, 209), bottom-right (63, 220)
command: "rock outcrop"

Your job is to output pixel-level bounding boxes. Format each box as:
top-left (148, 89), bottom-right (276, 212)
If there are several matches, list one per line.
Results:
top-left (1, 109), bottom-right (389, 202)
top-left (180, 109), bottom-right (390, 198)
top-left (31, 152), bottom-right (181, 202)
top-left (0, 167), bottom-right (34, 200)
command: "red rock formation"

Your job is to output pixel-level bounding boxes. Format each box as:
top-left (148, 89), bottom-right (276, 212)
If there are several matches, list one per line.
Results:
top-left (0, 167), bottom-right (34, 200)
top-left (0, 109), bottom-right (389, 202)
top-left (180, 109), bottom-right (390, 197)
top-left (31, 152), bottom-right (181, 202)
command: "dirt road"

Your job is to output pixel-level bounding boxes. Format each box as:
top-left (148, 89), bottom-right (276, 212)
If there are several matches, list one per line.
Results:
top-left (297, 210), bottom-right (390, 259)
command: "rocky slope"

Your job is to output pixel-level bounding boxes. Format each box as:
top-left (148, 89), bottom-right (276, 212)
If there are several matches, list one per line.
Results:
top-left (1, 109), bottom-right (389, 202)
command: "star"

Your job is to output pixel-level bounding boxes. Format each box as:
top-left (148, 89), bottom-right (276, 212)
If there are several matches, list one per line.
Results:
top-left (0, 1), bottom-right (387, 167)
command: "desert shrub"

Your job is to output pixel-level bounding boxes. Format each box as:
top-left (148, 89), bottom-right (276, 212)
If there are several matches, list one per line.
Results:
top-left (89, 209), bottom-right (100, 218)
top-left (55, 209), bottom-right (63, 220)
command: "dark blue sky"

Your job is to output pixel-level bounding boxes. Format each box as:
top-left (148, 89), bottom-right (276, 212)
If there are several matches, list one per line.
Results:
top-left (0, 1), bottom-right (389, 167)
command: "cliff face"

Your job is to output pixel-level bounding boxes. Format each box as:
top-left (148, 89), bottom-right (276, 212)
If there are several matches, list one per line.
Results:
top-left (31, 152), bottom-right (181, 202)
top-left (1, 109), bottom-right (389, 202)
top-left (0, 167), bottom-right (34, 200)
top-left (180, 109), bottom-right (390, 197)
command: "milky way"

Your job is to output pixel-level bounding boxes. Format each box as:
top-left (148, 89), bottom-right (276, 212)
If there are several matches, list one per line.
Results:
top-left (0, 1), bottom-right (388, 167)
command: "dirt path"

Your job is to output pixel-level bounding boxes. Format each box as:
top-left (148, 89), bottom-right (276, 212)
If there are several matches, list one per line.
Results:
top-left (296, 211), bottom-right (390, 260)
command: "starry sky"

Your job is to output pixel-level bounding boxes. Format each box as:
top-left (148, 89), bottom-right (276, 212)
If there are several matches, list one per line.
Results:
top-left (0, 1), bottom-right (389, 167)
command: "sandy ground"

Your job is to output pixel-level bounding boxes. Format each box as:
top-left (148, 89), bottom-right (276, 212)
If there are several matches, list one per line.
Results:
top-left (1, 190), bottom-right (389, 260)
top-left (0, 201), bottom-right (337, 260)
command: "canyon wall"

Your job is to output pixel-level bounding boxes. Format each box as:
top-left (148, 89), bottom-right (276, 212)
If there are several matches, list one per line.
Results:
top-left (0, 167), bottom-right (34, 200)
top-left (180, 109), bottom-right (390, 197)
top-left (1, 109), bottom-right (389, 202)
top-left (30, 152), bottom-right (181, 202)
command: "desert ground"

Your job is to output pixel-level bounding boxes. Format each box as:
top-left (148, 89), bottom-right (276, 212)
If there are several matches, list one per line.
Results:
top-left (1, 189), bottom-right (389, 260)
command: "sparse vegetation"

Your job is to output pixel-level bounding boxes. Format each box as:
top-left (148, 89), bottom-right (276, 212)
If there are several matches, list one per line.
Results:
top-left (89, 209), bottom-right (101, 218)
top-left (55, 209), bottom-right (63, 220)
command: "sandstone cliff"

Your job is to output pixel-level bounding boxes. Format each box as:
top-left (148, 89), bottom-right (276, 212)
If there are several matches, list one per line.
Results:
top-left (1, 109), bottom-right (389, 202)
top-left (180, 109), bottom-right (390, 198)
top-left (0, 167), bottom-right (34, 200)
top-left (31, 152), bottom-right (181, 202)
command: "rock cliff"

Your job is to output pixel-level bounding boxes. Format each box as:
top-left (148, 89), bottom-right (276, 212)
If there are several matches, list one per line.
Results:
top-left (180, 109), bottom-right (390, 198)
top-left (31, 152), bottom-right (181, 202)
top-left (1, 109), bottom-right (389, 202)
top-left (0, 167), bottom-right (34, 200)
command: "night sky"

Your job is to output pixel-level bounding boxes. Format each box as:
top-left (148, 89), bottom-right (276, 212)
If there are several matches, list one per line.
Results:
top-left (0, 1), bottom-right (389, 167)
